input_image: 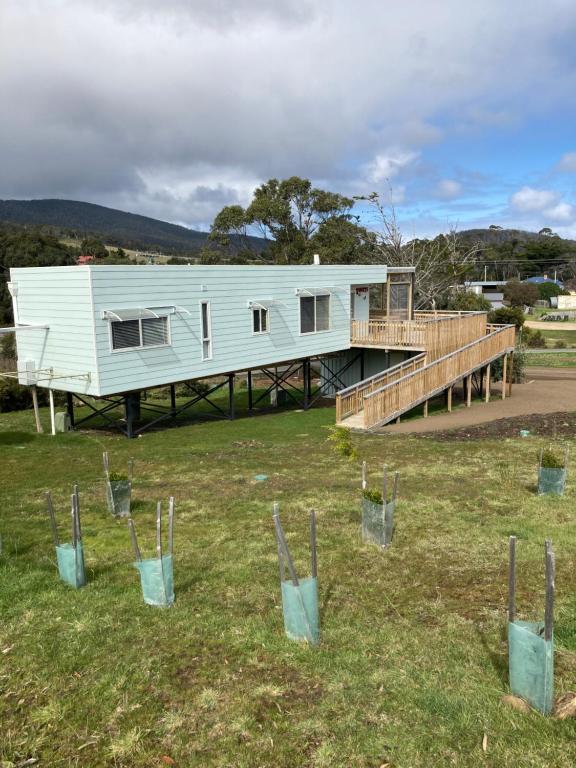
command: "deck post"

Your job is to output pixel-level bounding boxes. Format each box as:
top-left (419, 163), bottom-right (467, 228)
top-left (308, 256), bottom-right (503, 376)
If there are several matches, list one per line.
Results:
top-left (31, 386), bottom-right (43, 434)
top-left (423, 399), bottom-right (428, 418)
top-left (360, 349), bottom-right (365, 381)
top-left (124, 393), bottom-right (141, 438)
top-left (170, 384), bottom-right (176, 414)
top-left (508, 352), bottom-right (514, 396)
top-left (303, 359), bottom-right (309, 410)
top-left (228, 374), bottom-right (235, 419)
top-left (247, 370), bottom-right (253, 412)
top-left (66, 392), bottom-right (75, 428)
top-left (485, 364), bottom-right (491, 403)
top-left (447, 386), bottom-right (452, 412)
top-left (501, 354), bottom-right (507, 400)
top-left (466, 375), bottom-right (472, 407)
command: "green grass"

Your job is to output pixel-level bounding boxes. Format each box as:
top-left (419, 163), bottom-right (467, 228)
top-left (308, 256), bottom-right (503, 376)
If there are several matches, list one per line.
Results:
top-left (538, 329), bottom-right (576, 348)
top-left (525, 352), bottom-right (576, 367)
top-left (1, 402), bottom-right (576, 767)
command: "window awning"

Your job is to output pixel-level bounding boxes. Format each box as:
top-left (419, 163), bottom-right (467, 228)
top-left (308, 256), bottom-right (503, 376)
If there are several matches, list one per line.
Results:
top-left (102, 308), bottom-right (161, 321)
top-left (295, 286), bottom-right (344, 297)
top-left (247, 299), bottom-right (286, 310)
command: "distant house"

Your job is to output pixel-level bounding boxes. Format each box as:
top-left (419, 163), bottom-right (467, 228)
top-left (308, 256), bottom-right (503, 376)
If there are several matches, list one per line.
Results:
top-left (76, 254), bottom-right (95, 265)
top-left (463, 280), bottom-right (506, 309)
top-left (524, 275), bottom-right (564, 288)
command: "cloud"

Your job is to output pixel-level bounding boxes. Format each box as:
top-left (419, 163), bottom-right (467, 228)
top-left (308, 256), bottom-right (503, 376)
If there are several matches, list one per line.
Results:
top-left (510, 186), bottom-right (559, 212)
top-left (557, 152), bottom-right (576, 173)
top-left (434, 180), bottom-right (463, 199)
top-left (364, 149), bottom-right (419, 184)
top-left (3, 1), bottom-right (576, 228)
top-left (543, 202), bottom-right (576, 223)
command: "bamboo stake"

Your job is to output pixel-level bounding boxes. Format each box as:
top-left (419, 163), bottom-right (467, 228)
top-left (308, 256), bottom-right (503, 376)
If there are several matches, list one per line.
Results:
top-left (508, 535), bottom-right (516, 624)
top-left (273, 502), bottom-right (286, 582)
top-left (45, 491), bottom-right (59, 546)
top-left (168, 496), bottom-right (175, 556)
top-left (310, 510), bottom-right (317, 579)
top-left (544, 540), bottom-right (555, 642)
top-left (73, 484), bottom-right (82, 542)
top-left (102, 451), bottom-right (110, 479)
top-left (71, 494), bottom-right (77, 549)
top-left (127, 518), bottom-right (142, 561)
top-left (31, 386), bottom-right (43, 433)
top-left (156, 501), bottom-right (163, 561)
top-left (273, 513), bottom-right (299, 586)
top-left (361, 461), bottom-right (367, 491)
top-left (49, 389), bottom-right (56, 435)
top-left (128, 458), bottom-right (134, 482)
top-left (382, 465), bottom-right (388, 506)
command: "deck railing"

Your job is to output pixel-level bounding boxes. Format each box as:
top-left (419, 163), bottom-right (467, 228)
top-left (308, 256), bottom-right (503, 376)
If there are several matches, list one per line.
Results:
top-left (361, 324), bottom-right (516, 430)
top-left (335, 353), bottom-right (427, 422)
top-left (350, 311), bottom-right (487, 361)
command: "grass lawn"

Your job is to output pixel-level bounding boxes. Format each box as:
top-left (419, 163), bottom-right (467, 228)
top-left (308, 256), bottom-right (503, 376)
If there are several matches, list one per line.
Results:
top-left (525, 352), bottom-right (576, 367)
top-left (1, 400), bottom-right (576, 767)
top-left (538, 329), bottom-right (576, 348)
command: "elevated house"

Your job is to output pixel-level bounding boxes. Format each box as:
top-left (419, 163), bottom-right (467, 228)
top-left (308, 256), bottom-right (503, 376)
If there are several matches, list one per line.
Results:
top-left (3, 263), bottom-right (515, 436)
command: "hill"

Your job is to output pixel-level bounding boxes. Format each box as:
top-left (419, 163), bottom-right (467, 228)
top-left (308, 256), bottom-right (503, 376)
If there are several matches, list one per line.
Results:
top-left (0, 198), bottom-right (266, 255)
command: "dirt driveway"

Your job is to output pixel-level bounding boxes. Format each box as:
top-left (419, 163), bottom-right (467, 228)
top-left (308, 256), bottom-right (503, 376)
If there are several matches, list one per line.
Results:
top-left (379, 367), bottom-right (576, 435)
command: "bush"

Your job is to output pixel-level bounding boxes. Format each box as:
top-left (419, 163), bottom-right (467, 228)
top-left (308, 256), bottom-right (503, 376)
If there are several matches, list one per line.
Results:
top-left (490, 349), bottom-right (527, 383)
top-left (524, 328), bottom-right (546, 348)
top-left (489, 306), bottom-right (525, 328)
top-left (540, 449), bottom-right (564, 469)
top-left (445, 291), bottom-right (491, 312)
top-left (0, 378), bottom-right (48, 413)
top-left (503, 280), bottom-right (539, 307)
top-left (326, 426), bottom-right (358, 460)
top-left (537, 282), bottom-right (566, 301)
top-left (362, 487), bottom-right (383, 505)
top-left (108, 471), bottom-right (128, 482)
top-left (555, 339), bottom-right (567, 349)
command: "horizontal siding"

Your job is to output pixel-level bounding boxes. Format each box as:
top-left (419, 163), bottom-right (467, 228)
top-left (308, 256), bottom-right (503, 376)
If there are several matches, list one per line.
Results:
top-left (9, 267), bottom-right (98, 395)
top-left (90, 265), bottom-right (388, 396)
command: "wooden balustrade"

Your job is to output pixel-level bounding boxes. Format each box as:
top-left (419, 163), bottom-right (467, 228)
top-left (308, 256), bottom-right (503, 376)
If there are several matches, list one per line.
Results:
top-left (361, 325), bottom-right (516, 430)
top-left (335, 353), bottom-right (427, 422)
top-left (351, 312), bottom-right (487, 361)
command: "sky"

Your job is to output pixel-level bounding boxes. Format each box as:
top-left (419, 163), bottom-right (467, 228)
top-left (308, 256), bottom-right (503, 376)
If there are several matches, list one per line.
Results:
top-left (1, 0), bottom-right (576, 239)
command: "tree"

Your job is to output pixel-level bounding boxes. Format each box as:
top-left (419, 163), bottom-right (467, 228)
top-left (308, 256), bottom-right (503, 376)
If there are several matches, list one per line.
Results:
top-left (445, 291), bottom-right (491, 312)
top-left (80, 236), bottom-right (107, 259)
top-left (209, 176), bottom-right (364, 264)
top-left (354, 191), bottom-right (480, 308)
top-left (537, 281), bottom-right (566, 301)
top-left (502, 279), bottom-right (539, 307)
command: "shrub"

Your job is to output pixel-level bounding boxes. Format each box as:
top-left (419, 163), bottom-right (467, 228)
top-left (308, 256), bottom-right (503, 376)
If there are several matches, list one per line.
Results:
top-left (490, 349), bottom-right (527, 383)
top-left (524, 328), bottom-right (546, 348)
top-left (555, 339), bottom-right (567, 349)
top-left (489, 306), bottom-right (525, 328)
top-left (108, 471), bottom-right (128, 482)
top-left (0, 378), bottom-right (48, 413)
top-left (326, 426), bottom-right (358, 460)
top-left (445, 291), bottom-right (491, 312)
top-left (540, 449), bottom-right (564, 469)
top-left (362, 487), bottom-right (383, 505)
top-left (503, 280), bottom-right (539, 307)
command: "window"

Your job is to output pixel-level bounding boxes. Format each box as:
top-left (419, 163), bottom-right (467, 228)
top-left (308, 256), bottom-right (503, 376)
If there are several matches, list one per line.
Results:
top-left (252, 307), bottom-right (269, 334)
top-left (201, 301), bottom-right (212, 360)
top-left (111, 316), bottom-right (169, 351)
top-left (300, 294), bottom-right (330, 334)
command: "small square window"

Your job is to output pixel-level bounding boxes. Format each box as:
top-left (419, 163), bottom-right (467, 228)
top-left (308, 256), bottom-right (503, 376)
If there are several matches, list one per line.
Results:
top-left (252, 307), bottom-right (269, 334)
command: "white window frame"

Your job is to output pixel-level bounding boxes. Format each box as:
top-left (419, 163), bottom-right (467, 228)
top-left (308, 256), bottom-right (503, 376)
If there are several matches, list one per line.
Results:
top-left (299, 294), bottom-right (331, 335)
top-left (109, 315), bottom-right (171, 353)
top-left (252, 306), bottom-right (269, 335)
top-left (200, 300), bottom-right (213, 360)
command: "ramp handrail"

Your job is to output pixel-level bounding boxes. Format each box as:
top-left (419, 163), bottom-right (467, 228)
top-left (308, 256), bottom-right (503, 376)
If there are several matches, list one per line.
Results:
top-left (362, 324), bottom-right (516, 430)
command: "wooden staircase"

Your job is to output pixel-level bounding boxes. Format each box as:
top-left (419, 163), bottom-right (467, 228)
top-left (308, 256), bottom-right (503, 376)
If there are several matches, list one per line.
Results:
top-left (336, 324), bottom-right (516, 431)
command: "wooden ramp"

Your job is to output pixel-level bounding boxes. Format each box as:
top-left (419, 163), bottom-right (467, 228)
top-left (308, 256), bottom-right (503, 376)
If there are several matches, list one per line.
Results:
top-left (337, 324), bottom-right (516, 431)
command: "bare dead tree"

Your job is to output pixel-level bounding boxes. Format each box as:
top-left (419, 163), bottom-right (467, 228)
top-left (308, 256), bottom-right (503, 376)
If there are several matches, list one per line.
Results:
top-left (356, 191), bottom-right (482, 309)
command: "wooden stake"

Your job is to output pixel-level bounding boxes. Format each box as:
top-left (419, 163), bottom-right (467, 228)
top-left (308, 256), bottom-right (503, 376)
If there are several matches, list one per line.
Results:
top-left (485, 364), bottom-right (491, 403)
top-left (361, 461), bottom-right (367, 491)
top-left (49, 389), bottom-right (56, 435)
top-left (128, 458), bottom-right (134, 482)
top-left (156, 502), bottom-right (163, 561)
top-left (71, 494), bottom-right (77, 549)
top-left (382, 465), bottom-right (388, 506)
top-left (544, 540), bottom-right (555, 642)
top-left (73, 484), bottom-right (82, 542)
top-left (31, 386), bottom-right (43, 433)
top-left (508, 535), bottom-right (516, 624)
top-left (309, 510), bottom-right (317, 579)
top-left (273, 502), bottom-right (286, 582)
top-left (168, 496), bottom-right (175, 556)
top-left (127, 518), bottom-right (142, 561)
top-left (45, 491), bottom-right (59, 546)
top-left (501, 355), bottom-right (507, 400)
top-left (392, 472), bottom-right (399, 502)
top-left (102, 451), bottom-right (109, 479)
